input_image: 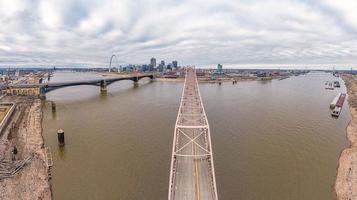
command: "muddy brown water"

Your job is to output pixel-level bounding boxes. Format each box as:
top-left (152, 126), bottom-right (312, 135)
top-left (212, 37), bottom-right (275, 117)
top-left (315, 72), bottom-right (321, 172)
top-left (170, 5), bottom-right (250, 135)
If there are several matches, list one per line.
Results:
top-left (43, 72), bottom-right (350, 199)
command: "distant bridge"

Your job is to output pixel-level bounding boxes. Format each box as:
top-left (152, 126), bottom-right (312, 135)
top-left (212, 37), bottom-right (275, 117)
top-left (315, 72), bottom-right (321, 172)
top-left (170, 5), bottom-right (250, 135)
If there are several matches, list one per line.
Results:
top-left (2, 74), bottom-right (154, 98)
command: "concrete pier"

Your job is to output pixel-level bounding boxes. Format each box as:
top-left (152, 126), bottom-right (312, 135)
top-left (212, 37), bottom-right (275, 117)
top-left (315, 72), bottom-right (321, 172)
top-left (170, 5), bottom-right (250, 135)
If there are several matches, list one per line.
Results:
top-left (51, 102), bottom-right (56, 113)
top-left (57, 129), bottom-right (65, 146)
top-left (100, 80), bottom-right (107, 92)
top-left (39, 87), bottom-right (46, 99)
top-left (133, 77), bottom-right (139, 88)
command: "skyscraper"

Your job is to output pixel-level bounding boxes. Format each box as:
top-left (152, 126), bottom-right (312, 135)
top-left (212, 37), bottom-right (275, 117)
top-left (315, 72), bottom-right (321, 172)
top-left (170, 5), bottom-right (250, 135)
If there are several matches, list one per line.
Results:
top-left (150, 57), bottom-right (156, 68)
top-left (172, 61), bottom-right (178, 68)
top-left (217, 64), bottom-right (223, 74)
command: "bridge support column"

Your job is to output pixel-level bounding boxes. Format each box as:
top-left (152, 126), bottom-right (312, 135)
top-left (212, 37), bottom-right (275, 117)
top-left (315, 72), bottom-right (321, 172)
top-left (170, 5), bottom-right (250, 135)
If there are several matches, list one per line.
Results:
top-left (150, 75), bottom-right (154, 83)
top-left (57, 129), bottom-right (65, 146)
top-left (51, 101), bottom-right (56, 113)
top-left (100, 80), bottom-right (107, 93)
top-left (133, 77), bottom-right (139, 88)
top-left (39, 87), bottom-right (46, 99)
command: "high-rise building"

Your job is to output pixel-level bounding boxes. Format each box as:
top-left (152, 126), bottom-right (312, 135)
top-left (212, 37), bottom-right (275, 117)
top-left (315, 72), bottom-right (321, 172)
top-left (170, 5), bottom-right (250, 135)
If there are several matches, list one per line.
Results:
top-left (150, 57), bottom-right (156, 68)
top-left (148, 64), bottom-right (154, 71)
top-left (161, 60), bottom-right (165, 66)
top-left (158, 64), bottom-right (164, 72)
top-left (172, 61), bottom-right (178, 68)
top-left (217, 64), bottom-right (223, 74)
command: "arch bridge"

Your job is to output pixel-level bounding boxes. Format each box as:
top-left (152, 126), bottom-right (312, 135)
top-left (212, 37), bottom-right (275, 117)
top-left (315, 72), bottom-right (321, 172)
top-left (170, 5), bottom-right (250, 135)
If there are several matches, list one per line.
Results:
top-left (3, 74), bottom-right (154, 98)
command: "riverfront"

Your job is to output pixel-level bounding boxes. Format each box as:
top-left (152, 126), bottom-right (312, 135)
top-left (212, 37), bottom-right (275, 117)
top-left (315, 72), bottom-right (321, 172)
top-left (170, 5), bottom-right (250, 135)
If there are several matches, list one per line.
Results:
top-left (0, 97), bottom-right (51, 199)
top-left (335, 74), bottom-right (357, 199)
top-left (41, 71), bottom-right (349, 199)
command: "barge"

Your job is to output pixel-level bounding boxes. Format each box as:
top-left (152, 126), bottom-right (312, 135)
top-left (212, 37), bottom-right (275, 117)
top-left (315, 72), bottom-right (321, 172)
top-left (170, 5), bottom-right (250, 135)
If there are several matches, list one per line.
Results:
top-left (330, 93), bottom-right (341, 109)
top-left (331, 93), bottom-right (346, 117)
top-left (325, 81), bottom-right (334, 90)
top-left (278, 76), bottom-right (289, 81)
top-left (334, 81), bottom-right (340, 88)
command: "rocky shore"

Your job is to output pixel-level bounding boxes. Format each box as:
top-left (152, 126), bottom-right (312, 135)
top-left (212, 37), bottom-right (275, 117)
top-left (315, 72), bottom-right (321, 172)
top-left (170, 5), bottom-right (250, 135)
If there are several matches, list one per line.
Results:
top-left (0, 98), bottom-right (51, 200)
top-left (335, 75), bottom-right (357, 200)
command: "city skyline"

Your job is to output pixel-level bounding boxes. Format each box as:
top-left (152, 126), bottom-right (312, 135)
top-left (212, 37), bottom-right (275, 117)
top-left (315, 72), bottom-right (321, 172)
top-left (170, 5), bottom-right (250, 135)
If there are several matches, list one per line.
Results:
top-left (1, 0), bottom-right (357, 69)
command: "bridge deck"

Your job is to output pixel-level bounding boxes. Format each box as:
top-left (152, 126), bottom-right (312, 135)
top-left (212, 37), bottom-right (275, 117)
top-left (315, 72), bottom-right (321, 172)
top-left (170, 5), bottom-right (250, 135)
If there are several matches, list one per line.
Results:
top-left (169, 68), bottom-right (218, 200)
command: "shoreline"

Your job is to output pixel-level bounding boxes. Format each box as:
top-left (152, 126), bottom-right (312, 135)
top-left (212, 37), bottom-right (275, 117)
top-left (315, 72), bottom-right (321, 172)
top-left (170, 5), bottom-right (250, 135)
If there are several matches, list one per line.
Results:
top-left (335, 75), bottom-right (357, 199)
top-left (155, 77), bottom-right (265, 83)
top-left (0, 98), bottom-right (51, 199)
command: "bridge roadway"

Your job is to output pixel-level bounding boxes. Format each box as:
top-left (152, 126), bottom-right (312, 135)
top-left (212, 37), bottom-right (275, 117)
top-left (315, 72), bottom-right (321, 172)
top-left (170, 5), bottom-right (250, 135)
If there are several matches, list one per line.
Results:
top-left (169, 67), bottom-right (218, 200)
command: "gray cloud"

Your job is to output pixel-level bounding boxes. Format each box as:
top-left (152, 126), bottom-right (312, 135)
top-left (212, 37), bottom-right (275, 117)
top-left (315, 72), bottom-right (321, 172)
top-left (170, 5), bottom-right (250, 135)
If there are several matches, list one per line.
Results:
top-left (0, 0), bottom-right (357, 69)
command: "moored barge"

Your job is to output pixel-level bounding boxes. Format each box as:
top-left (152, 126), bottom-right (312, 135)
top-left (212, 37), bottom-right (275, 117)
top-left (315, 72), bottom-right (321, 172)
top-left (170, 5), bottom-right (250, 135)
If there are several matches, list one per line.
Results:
top-left (331, 93), bottom-right (346, 117)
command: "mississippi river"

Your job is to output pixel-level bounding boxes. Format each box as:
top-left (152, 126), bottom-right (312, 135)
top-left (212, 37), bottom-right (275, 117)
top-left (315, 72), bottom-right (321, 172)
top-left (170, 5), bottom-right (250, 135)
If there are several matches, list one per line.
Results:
top-left (43, 72), bottom-right (349, 199)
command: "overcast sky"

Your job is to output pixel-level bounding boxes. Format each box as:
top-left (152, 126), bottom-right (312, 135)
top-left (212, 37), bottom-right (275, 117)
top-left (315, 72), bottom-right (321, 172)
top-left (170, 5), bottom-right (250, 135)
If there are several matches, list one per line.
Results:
top-left (0, 0), bottom-right (357, 69)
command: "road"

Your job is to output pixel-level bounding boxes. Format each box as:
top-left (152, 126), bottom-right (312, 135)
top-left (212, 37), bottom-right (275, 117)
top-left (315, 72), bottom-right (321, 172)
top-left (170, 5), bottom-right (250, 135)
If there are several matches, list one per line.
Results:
top-left (169, 67), bottom-right (218, 200)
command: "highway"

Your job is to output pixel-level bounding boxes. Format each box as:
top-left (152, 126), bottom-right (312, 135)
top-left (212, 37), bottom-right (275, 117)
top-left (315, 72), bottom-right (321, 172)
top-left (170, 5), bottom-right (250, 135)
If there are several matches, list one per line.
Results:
top-left (168, 67), bottom-right (218, 200)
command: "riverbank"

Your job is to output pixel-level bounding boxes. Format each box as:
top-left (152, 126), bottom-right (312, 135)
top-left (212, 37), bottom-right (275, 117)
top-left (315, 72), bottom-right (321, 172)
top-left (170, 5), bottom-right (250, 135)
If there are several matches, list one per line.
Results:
top-left (155, 77), bottom-right (258, 83)
top-left (0, 98), bottom-right (51, 200)
top-left (335, 75), bottom-right (357, 199)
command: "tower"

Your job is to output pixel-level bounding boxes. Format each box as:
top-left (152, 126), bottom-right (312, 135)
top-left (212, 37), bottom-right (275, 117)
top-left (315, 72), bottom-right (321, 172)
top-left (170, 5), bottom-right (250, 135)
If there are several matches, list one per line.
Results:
top-left (217, 64), bottom-right (223, 74)
top-left (150, 58), bottom-right (156, 68)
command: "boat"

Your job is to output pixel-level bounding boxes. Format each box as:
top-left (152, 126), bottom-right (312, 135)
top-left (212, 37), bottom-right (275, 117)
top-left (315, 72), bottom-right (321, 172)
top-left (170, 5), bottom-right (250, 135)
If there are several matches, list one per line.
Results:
top-left (325, 81), bottom-right (334, 90)
top-left (278, 76), bottom-right (289, 81)
top-left (331, 93), bottom-right (346, 117)
top-left (331, 106), bottom-right (342, 117)
top-left (336, 93), bottom-right (346, 107)
top-left (330, 93), bottom-right (341, 109)
top-left (334, 81), bottom-right (340, 88)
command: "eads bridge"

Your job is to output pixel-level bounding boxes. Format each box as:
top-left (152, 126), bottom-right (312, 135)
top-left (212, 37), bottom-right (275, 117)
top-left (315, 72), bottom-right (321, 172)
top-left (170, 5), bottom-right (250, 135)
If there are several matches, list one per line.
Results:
top-left (2, 74), bottom-right (154, 98)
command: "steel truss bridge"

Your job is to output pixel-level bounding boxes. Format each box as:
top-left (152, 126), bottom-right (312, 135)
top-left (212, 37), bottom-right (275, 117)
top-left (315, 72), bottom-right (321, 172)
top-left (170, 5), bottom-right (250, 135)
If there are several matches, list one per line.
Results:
top-left (168, 67), bottom-right (218, 200)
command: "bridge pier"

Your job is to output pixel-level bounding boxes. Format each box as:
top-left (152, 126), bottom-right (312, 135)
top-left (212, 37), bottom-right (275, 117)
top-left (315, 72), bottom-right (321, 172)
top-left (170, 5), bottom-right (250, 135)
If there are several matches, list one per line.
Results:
top-left (39, 87), bottom-right (46, 99)
top-left (100, 80), bottom-right (107, 93)
top-left (57, 129), bottom-right (65, 146)
top-left (51, 101), bottom-right (56, 113)
top-left (133, 77), bottom-right (139, 88)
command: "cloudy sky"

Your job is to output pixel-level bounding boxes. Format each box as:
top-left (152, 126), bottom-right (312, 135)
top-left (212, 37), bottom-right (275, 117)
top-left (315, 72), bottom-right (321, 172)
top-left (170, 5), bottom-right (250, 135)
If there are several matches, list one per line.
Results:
top-left (0, 0), bottom-right (357, 69)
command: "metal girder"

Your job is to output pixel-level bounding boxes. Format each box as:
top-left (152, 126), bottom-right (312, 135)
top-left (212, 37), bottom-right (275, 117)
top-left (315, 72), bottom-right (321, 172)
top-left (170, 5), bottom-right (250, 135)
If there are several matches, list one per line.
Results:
top-left (168, 67), bottom-right (218, 200)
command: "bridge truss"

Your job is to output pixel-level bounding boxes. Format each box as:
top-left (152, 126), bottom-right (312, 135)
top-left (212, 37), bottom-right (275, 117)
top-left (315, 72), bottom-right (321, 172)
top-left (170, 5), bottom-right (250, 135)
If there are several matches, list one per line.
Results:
top-left (168, 67), bottom-right (218, 200)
